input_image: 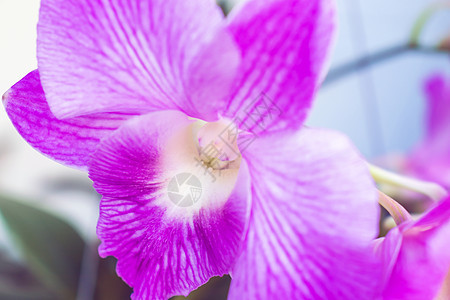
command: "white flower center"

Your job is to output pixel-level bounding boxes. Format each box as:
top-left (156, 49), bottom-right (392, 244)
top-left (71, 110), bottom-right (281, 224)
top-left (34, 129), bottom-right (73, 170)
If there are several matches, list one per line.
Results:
top-left (196, 120), bottom-right (241, 171)
top-left (159, 118), bottom-right (243, 218)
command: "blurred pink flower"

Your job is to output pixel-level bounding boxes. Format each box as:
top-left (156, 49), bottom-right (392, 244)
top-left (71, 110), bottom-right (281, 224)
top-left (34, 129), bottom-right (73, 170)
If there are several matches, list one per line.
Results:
top-left (375, 196), bottom-right (450, 300)
top-left (407, 75), bottom-right (450, 190)
top-left (3, 0), bottom-right (382, 299)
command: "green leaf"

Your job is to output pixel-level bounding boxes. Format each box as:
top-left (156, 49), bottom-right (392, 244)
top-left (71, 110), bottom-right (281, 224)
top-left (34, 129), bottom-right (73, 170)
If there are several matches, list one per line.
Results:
top-left (0, 251), bottom-right (56, 300)
top-left (0, 195), bottom-right (85, 300)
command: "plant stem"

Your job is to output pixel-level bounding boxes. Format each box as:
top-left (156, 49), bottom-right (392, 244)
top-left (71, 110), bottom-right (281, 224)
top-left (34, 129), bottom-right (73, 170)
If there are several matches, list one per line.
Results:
top-left (378, 190), bottom-right (412, 225)
top-left (323, 45), bottom-right (450, 86)
top-left (410, 2), bottom-right (450, 46)
top-left (368, 163), bottom-right (448, 201)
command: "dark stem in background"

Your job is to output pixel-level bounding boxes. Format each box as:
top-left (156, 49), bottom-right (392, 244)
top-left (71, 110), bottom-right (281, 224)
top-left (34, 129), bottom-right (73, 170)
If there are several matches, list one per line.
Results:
top-left (217, 0), bottom-right (231, 16)
top-left (324, 44), bottom-right (450, 86)
top-left (76, 241), bottom-right (99, 300)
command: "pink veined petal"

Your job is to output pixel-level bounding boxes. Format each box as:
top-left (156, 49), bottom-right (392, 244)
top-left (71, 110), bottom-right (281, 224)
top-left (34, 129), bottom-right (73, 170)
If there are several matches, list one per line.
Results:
top-left (37, 0), bottom-right (240, 121)
top-left (89, 111), bottom-right (251, 300)
top-left (184, 27), bottom-right (242, 119)
top-left (223, 0), bottom-right (336, 134)
top-left (2, 70), bottom-right (131, 170)
top-left (380, 197), bottom-right (450, 300)
top-left (228, 128), bottom-right (381, 299)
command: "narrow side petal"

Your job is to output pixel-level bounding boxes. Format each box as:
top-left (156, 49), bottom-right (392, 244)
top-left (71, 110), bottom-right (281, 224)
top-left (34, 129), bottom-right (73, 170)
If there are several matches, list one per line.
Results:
top-left (228, 128), bottom-right (381, 299)
top-left (2, 70), bottom-right (130, 170)
top-left (224, 0), bottom-right (336, 134)
top-left (89, 111), bottom-right (251, 299)
top-left (38, 0), bottom-right (237, 120)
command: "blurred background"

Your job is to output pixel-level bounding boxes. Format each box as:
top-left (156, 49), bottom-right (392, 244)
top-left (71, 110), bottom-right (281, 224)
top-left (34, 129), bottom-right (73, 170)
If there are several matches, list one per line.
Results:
top-left (0, 0), bottom-right (449, 299)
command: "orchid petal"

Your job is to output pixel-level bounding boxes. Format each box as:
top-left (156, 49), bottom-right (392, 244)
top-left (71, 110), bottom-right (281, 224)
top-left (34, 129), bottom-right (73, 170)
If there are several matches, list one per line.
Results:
top-left (2, 70), bottom-right (130, 170)
top-left (37, 0), bottom-right (239, 121)
top-left (89, 111), bottom-right (251, 299)
top-left (224, 0), bottom-right (336, 134)
top-left (379, 197), bottom-right (450, 300)
top-left (228, 128), bottom-right (381, 299)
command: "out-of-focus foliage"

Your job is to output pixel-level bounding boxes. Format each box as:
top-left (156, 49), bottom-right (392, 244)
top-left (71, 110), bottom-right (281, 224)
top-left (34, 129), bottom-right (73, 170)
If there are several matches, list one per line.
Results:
top-left (0, 195), bottom-right (84, 299)
top-left (0, 251), bottom-right (56, 299)
top-left (0, 195), bottom-right (134, 300)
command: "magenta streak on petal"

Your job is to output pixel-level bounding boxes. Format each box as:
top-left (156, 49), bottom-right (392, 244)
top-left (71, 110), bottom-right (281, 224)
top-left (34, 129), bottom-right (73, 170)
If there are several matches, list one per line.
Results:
top-left (89, 111), bottom-right (251, 300)
top-left (228, 127), bottom-right (381, 299)
top-left (379, 197), bottom-right (450, 300)
top-left (3, 70), bottom-right (131, 170)
top-left (224, 0), bottom-right (336, 135)
top-left (37, 0), bottom-right (238, 121)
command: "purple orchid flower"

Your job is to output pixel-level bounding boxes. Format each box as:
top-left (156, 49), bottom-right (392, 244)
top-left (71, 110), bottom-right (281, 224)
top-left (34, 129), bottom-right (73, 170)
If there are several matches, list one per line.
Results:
top-left (407, 74), bottom-right (450, 190)
top-left (3, 0), bottom-right (382, 299)
top-left (375, 196), bottom-right (450, 300)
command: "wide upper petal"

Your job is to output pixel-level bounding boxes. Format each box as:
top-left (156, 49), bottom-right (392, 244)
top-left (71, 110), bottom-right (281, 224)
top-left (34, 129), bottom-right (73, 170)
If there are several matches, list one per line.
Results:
top-left (37, 0), bottom-right (240, 120)
top-left (380, 197), bottom-right (450, 300)
top-left (89, 111), bottom-right (251, 299)
top-left (228, 128), bottom-right (381, 299)
top-left (223, 0), bottom-right (336, 134)
top-left (2, 70), bottom-right (130, 170)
